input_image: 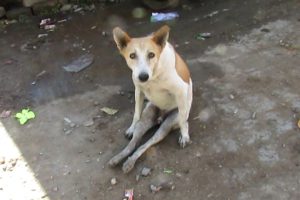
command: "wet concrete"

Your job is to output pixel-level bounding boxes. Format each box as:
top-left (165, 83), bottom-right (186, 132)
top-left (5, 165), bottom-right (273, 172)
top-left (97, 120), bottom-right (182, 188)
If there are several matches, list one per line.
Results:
top-left (0, 0), bottom-right (300, 199)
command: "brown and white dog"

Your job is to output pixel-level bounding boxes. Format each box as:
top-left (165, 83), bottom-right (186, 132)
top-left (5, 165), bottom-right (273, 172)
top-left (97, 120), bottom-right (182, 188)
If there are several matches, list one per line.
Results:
top-left (108, 25), bottom-right (193, 173)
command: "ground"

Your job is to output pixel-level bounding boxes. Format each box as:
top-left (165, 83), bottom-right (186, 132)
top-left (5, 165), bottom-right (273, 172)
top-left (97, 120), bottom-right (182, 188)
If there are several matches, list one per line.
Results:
top-left (0, 0), bottom-right (300, 199)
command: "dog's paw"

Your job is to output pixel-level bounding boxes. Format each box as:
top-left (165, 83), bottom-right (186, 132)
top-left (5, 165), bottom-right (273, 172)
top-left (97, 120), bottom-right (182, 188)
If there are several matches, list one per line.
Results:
top-left (125, 125), bottom-right (134, 139)
top-left (108, 156), bottom-right (121, 167)
top-left (178, 135), bottom-right (191, 148)
top-left (122, 157), bottom-right (136, 174)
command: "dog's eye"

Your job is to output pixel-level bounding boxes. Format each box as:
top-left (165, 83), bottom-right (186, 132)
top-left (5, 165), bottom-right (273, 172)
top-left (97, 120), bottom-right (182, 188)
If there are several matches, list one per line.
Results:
top-left (148, 52), bottom-right (155, 59)
top-left (129, 53), bottom-right (136, 59)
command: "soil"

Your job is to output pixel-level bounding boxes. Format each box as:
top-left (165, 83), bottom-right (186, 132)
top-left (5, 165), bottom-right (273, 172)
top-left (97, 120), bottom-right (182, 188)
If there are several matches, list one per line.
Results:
top-left (0, 0), bottom-right (300, 199)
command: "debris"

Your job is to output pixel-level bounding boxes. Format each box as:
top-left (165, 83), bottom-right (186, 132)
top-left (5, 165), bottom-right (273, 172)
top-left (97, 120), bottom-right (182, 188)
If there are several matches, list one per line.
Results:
top-left (150, 182), bottom-right (175, 193)
top-left (196, 32), bottom-right (212, 40)
top-left (83, 119), bottom-right (94, 127)
top-left (64, 129), bottom-right (72, 135)
top-left (204, 10), bottom-right (219, 18)
top-left (124, 189), bottom-right (134, 200)
top-left (163, 168), bottom-right (173, 174)
top-left (150, 12), bottom-right (179, 22)
top-left (91, 25), bottom-right (97, 30)
top-left (39, 18), bottom-right (52, 28)
top-left (36, 70), bottom-right (47, 78)
top-left (136, 174), bottom-right (140, 182)
top-left (110, 177), bottom-right (117, 185)
top-left (74, 7), bottom-right (83, 13)
top-left (234, 109), bottom-right (238, 114)
top-left (297, 119), bottom-right (300, 129)
top-left (0, 157), bottom-right (5, 165)
top-left (141, 167), bottom-right (151, 176)
top-left (0, 110), bottom-right (11, 118)
top-left (64, 117), bottom-right (72, 124)
top-left (37, 34), bottom-right (48, 38)
top-left (63, 54), bottom-right (94, 73)
top-left (101, 107), bottom-right (118, 115)
top-left (57, 19), bottom-right (67, 23)
top-left (88, 137), bottom-right (96, 143)
top-left (251, 112), bottom-right (257, 119)
top-left (101, 31), bottom-right (107, 37)
top-left (150, 184), bottom-right (162, 193)
top-left (229, 94), bottom-right (235, 99)
top-left (15, 109), bottom-right (35, 125)
top-left (52, 186), bottom-right (59, 192)
top-left (4, 19), bottom-right (18, 25)
top-left (44, 24), bottom-right (56, 31)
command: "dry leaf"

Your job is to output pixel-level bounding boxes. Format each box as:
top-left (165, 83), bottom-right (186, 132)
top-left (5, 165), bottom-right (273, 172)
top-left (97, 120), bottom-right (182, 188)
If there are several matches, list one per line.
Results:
top-left (101, 107), bottom-right (118, 115)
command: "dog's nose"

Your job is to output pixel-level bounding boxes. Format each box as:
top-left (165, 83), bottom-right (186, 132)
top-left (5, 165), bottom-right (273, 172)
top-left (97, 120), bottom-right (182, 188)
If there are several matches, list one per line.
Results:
top-left (138, 73), bottom-right (149, 82)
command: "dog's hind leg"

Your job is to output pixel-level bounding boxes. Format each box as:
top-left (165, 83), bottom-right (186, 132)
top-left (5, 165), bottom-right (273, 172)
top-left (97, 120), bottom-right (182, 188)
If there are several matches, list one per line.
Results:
top-left (108, 102), bottom-right (158, 167)
top-left (122, 110), bottom-right (179, 173)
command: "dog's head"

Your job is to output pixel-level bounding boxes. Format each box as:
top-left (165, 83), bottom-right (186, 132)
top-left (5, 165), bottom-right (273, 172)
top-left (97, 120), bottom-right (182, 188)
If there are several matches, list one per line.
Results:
top-left (113, 25), bottom-right (170, 83)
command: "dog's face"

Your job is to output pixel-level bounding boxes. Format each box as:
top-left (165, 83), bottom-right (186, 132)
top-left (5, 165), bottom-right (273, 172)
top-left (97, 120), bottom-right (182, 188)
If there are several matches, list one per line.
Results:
top-left (113, 26), bottom-right (170, 83)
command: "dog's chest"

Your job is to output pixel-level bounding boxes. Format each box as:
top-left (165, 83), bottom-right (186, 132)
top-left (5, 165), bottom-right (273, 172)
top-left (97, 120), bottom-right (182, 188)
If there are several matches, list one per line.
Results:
top-left (140, 82), bottom-right (176, 111)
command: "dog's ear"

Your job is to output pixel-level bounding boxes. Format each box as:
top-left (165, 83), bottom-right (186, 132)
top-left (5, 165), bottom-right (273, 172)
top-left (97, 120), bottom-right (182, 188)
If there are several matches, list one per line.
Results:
top-left (152, 25), bottom-right (170, 48)
top-left (113, 27), bottom-right (131, 50)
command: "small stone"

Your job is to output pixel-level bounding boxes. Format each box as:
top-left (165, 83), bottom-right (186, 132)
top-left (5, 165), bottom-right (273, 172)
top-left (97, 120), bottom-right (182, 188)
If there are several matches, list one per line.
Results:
top-left (141, 167), bottom-right (151, 176)
top-left (83, 120), bottom-right (94, 127)
top-left (110, 177), bottom-right (117, 185)
top-left (150, 184), bottom-right (161, 193)
top-left (69, 123), bottom-right (76, 128)
top-left (229, 94), bottom-right (235, 99)
top-left (64, 129), bottom-right (72, 135)
top-left (102, 31), bottom-right (107, 37)
top-left (0, 157), bottom-right (5, 165)
top-left (233, 109), bottom-right (238, 114)
top-left (88, 137), bottom-right (96, 143)
top-left (136, 174), bottom-right (140, 182)
top-left (251, 112), bottom-right (257, 119)
top-left (53, 186), bottom-right (59, 192)
top-left (175, 172), bottom-right (182, 178)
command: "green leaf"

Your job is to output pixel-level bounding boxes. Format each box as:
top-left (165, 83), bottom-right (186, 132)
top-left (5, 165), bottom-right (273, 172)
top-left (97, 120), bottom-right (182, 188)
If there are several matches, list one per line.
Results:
top-left (25, 111), bottom-right (35, 119)
top-left (15, 113), bottom-right (23, 119)
top-left (19, 117), bottom-right (28, 125)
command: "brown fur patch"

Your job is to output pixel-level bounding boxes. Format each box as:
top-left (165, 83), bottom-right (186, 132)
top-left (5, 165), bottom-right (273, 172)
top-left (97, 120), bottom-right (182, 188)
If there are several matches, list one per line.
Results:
top-left (175, 53), bottom-right (190, 84)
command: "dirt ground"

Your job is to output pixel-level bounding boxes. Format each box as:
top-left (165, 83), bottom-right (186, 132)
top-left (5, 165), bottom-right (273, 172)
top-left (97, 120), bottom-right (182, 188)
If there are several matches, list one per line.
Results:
top-left (0, 0), bottom-right (300, 199)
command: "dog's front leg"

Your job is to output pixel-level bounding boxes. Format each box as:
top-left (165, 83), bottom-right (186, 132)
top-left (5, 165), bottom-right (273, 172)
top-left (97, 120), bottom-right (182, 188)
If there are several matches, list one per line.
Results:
top-left (176, 91), bottom-right (191, 148)
top-left (125, 87), bottom-right (144, 138)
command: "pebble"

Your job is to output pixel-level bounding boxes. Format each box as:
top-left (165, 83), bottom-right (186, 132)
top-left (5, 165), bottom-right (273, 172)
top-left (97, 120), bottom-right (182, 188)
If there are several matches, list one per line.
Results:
top-left (64, 129), bottom-right (72, 135)
top-left (83, 120), bottom-right (94, 127)
top-left (88, 137), bottom-right (96, 143)
top-left (141, 167), bottom-right (151, 176)
top-left (136, 174), bottom-right (140, 182)
top-left (110, 177), bottom-right (117, 185)
top-left (229, 94), bottom-right (235, 99)
top-left (150, 184), bottom-right (162, 193)
top-left (53, 186), bottom-right (59, 192)
top-left (0, 157), bottom-right (5, 165)
top-left (251, 112), bottom-right (257, 119)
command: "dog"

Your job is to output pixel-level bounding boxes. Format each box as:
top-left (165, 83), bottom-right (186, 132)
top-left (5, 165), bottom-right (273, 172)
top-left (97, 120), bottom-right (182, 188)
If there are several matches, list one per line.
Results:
top-left (108, 25), bottom-right (193, 173)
